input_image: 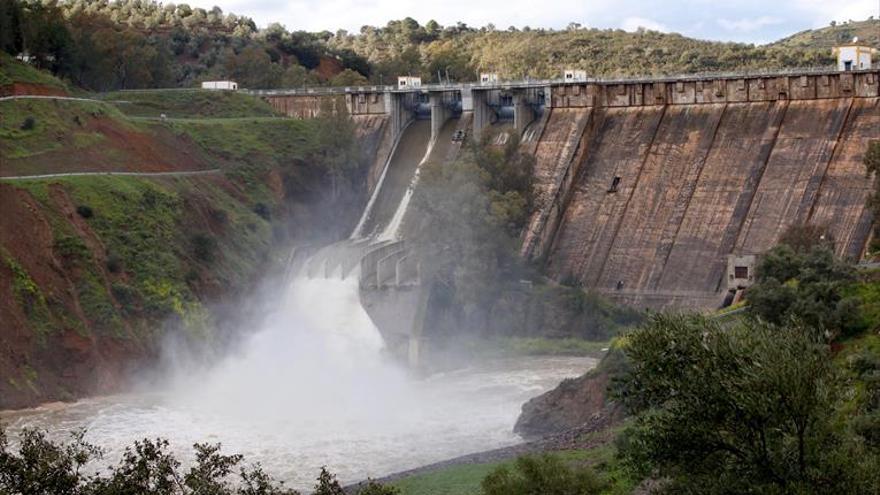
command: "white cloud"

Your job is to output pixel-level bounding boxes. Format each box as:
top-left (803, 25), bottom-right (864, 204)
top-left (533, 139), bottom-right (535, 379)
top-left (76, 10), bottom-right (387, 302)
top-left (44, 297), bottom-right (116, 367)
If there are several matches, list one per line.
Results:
top-left (718, 16), bottom-right (782, 32)
top-left (620, 16), bottom-right (669, 32)
top-left (790, 0), bottom-right (878, 27)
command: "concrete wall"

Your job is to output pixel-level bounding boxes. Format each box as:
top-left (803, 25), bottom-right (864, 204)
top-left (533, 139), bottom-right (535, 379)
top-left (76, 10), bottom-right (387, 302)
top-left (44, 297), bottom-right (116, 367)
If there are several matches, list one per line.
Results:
top-left (263, 91), bottom-right (388, 118)
top-left (541, 93), bottom-right (877, 309)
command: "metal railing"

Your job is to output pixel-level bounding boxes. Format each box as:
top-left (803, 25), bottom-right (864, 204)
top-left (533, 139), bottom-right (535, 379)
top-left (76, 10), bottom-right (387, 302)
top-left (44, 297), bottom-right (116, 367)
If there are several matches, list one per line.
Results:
top-left (99, 64), bottom-right (876, 97)
top-left (242, 64), bottom-right (872, 97)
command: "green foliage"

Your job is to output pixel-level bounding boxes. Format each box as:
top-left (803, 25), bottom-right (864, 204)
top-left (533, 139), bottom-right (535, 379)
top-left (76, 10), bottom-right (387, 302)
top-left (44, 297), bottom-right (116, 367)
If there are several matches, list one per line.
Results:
top-left (481, 454), bottom-right (605, 495)
top-left (0, 425), bottom-right (398, 495)
top-left (54, 234), bottom-right (90, 264)
top-left (19, 115), bottom-right (35, 130)
top-left (411, 132), bottom-right (533, 309)
top-left (328, 18), bottom-right (856, 83)
top-left (192, 233), bottom-right (218, 264)
top-left (76, 204), bottom-right (93, 218)
top-left (614, 314), bottom-right (880, 494)
top-left (3, 0), bottom-right (864, 92)
top-left (356, 480), bottom-right (400, 495)
top-left (747, 245), bottom-right (860, 337)
top-left (3, 253), bottom-right (53, 334)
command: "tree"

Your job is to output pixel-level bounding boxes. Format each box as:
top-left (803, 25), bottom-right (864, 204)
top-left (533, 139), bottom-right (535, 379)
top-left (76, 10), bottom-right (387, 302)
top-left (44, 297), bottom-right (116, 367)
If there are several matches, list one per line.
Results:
top-left (220, 45), bottom-right (283, 89)
top-left (747, 244), bottom-right (859, 336)
top-left (314, 96), bottom-right (358, 199)
top-left (0, 0), bottom-right (25, 55)
top-left (328, 68), bottom-right (368, 87)
top-left (614, 314), bottom-right (880, 493)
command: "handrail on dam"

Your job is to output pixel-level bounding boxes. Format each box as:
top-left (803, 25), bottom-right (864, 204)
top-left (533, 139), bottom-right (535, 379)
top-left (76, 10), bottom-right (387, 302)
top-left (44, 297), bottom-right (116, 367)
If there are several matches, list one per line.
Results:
top-left (242, 65), bottom-right (873, 97)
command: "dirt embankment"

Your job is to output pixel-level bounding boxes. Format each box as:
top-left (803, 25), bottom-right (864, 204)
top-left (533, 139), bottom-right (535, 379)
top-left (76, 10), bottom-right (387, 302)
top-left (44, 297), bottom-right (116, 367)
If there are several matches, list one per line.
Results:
top-left (513, 348), bottom-right (628, 439)
top-left (0, 83), bottom-right (68, 98)
top-left (0, 184), bottom-right (147, 408)
top-left (514, 368), bottom-right (622, 439)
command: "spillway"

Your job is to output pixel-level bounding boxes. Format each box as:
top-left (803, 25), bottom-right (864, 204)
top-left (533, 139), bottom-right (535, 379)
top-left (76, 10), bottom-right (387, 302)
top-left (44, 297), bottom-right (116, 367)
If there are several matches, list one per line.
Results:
top-left (354, 120), bottom-right (432, 240)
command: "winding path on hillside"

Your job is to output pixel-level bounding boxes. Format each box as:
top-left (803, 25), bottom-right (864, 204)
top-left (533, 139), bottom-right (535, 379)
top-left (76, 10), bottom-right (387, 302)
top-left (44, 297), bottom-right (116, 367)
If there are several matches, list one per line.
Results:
top-left (0, 95), bottom-right (103, 103)
top-left (0, 169), bottom-right (222, 181)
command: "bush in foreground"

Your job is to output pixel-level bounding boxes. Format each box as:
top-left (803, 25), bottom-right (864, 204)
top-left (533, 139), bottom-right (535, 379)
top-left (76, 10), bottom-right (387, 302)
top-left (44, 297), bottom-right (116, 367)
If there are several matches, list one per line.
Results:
top-left (0, 426), bottom-right (396, 495)
top-left (614, 314), bottom-right (880, 494)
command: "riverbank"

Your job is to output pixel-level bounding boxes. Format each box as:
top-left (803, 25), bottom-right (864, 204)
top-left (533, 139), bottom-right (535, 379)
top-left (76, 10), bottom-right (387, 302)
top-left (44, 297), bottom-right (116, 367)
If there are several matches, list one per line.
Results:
top-left (364, 415), bottom-right (633, 495)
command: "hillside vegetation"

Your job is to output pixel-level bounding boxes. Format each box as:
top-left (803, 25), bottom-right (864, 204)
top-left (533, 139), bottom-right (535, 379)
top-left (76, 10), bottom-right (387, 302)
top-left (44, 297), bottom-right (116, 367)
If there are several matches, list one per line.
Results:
top-left (100, 89), bottom-right (279, 118)
top-left (0, 80), bottom-right (370, 408)
top-left (772, 18), bottom-right (880, 49)
top-left (1, 0), bottom-right (875, 92)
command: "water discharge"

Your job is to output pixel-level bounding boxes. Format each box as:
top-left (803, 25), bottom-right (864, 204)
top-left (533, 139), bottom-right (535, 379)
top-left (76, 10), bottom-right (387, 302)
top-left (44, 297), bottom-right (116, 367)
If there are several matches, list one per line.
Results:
top-left (2, 116), bottom-right (595, 490)
top-left (2, 256), bottom-right (594, 489)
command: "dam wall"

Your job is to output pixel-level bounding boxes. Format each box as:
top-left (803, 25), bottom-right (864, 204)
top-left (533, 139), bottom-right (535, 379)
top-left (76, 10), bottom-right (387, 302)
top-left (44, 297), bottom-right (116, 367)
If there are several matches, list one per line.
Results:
top-left (538, 70), bottom-right (878, 309)
top-left (255, 70), bottom-right (877, 310)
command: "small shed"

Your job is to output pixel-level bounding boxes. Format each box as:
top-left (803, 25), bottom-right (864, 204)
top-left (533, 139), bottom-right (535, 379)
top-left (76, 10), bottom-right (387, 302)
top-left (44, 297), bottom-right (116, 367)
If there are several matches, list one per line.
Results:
top-left (833, 38), bottom-right (875, 71)
top-left (564, 69), bottom-right (587, 82)
top-left (397, 76), bottom-right (422, 89)
top-left (201, 81), bottom-right (238, 90)
top-left (479, 73), bottom-right (499, 85)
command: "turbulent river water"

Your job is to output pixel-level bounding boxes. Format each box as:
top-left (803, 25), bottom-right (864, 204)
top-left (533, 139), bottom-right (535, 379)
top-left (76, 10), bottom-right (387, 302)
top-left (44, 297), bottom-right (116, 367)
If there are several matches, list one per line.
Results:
top-left (1, 273), bottom-right (596, 490)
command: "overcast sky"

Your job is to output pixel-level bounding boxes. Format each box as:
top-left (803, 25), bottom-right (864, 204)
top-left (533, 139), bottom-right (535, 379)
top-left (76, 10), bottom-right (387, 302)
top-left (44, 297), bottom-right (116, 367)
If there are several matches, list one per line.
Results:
top-left (189, 0), bottom-right (878, 44)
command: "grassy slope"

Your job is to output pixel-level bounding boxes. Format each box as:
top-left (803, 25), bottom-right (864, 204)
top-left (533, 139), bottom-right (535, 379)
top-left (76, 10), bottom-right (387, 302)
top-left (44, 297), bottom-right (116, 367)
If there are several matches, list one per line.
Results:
top-left (9, 174), bottom-right (276, 339)
top-left (100, 89), bottom-right (279, 118)
top-left (166, 117), bottom-right (321, 166)
top-left (0, 73), bottom-right (335, 406)
top-left (0, 98), bottom-right (135, 160)
top-left (0, 52), bottom-right (69, 91)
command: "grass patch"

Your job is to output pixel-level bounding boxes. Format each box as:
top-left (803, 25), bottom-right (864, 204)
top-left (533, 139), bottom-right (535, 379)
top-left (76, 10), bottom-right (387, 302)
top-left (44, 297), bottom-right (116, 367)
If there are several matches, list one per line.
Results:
top-left (0, 98), bottom-right (136, 159)
top-left (166, 117), bottom-right (321, 166)
top-left (392, 449), bottom-right (636, 495)
top-left (100, 89), bottom-right (278, 118)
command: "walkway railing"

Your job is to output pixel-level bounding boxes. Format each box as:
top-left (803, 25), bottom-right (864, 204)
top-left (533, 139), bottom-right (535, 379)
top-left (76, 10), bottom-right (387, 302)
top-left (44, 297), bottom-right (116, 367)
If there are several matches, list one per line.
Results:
top-left (244, 64), bottom-right (865, 97)
top-left (95, 64), bottom-right (874, 98)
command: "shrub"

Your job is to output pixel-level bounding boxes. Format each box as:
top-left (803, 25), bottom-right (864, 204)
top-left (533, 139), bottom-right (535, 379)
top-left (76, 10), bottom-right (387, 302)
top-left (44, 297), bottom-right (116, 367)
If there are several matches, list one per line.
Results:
top-left (210, 208), bottom-right (229, 225)
top-left (0, 425), bottom-right (398, 494)
top-left (110, 282), bottom-right (139, 314)
top-left (192, 233), bottom-right (218, 264)
top-left (253, 202), bottom-right (271, 220)
top-left (20, 116), bottom-right (35, 130)
top-left (105, 252), bottom-right (122, 273)
top-left (53, 235), bottom-right (89, 262)
top-left (76, 205), bottom-right (94, 219)
top-left (481, 454), bottom-right (605, 495)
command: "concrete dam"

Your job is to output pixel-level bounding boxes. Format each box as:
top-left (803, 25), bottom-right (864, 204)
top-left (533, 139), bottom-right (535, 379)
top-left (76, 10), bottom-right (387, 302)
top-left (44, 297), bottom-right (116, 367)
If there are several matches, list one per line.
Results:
top-left (259, 69), bottom-right (878, 311)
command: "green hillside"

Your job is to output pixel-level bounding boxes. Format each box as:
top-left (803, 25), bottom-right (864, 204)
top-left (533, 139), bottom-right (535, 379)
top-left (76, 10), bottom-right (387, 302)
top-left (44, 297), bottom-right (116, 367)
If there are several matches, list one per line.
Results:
top-left (772, 19), bottom-right (880, 49)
